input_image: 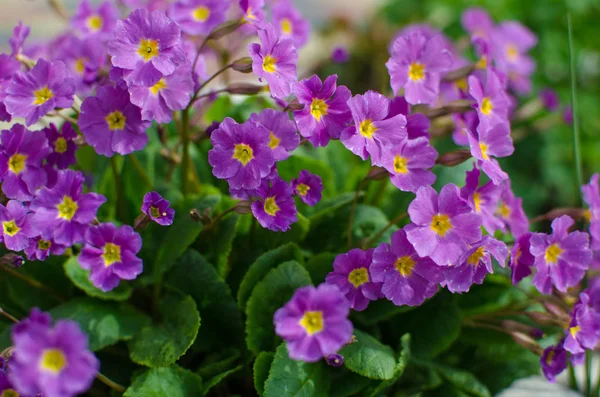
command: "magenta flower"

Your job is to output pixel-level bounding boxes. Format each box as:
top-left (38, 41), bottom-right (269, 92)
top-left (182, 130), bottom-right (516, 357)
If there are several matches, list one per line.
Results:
top-left (540, 88), bottom-right (560, 112)
top-left (168, 0), bottom-right (229, 36)
top-left (44, 123), bottom-right (78, 170)
top-left (530, 215), bottom-right (592, 294)
top-left (249, 24), bottom-right (298, 99)
top-left (461, 8), bottom-right (494, 42)
top-left (564, 285), bottom-right (600, 356)
top-left (380, 137), bottom-right (437, 193)
top-left (72, 0), bottom-right (118, 39)
top-left (274, 283), bottom-right (353, 362)
top-left (332, 47), bottom-right (349, 64)
top-left (541, 343), bottom-right (567, 383)
top-left (496, 180), bottom-right (529, 238)
top-left (249, 108), bottom-right (300, 161)
top-left (142, 191), bottom-right (175, 226)
top-left (387, 96), bottom-right (430, 139)
top-left (460, 166), bottom-right (503, 235)
top-left (0, 124), bottom-right (50, 201)
top-left (491, 22), bottom-right (537, 94)
top-left (466, 122), bottom-right (514, 185)
top-left (0, 200), bottom-right (36, 252)
top-left (108, 8), bottom-right (186, 87)
top-left (582, 174), bottom-right (600, 251)
top-left (79, 85), bottom-right (151, 157)
top-left (25, 236), bottom-right (67, 262)
top-left (0, 54), bottom-right (20, 123)
top-left (291, 170), bottom-right (323, 206)
top-left (340, 91), bottom-right (407, 165)
top-left (407, 184), bottom-right (482, 266)
top-left (371, 228), bottom-right (442, 307)
top-left (468, 68), bottom-right (510, 133)
top-left (272, 0), bottom-right (310, 48)
top-left (9, 308), bottom-right (99, 397)
top-left (5, 59), bottom-right (76, 126)
top-left (208, 117), bottom-right (274, 190)
top-left (30, 170), bottom-right (106, 246)
top-left (79, 223), bottom-right (143, 291)
top-left (510, 233), bottom-right (535, 285)
top-left (386, 32), bottom-right (452, 105)
top-left (9, 21), bottom-right (30, 57)
top-left (251, 177), bottom-right (297, 232)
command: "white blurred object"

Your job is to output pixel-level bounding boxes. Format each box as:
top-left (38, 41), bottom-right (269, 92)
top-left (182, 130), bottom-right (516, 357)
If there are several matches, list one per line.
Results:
top-left (497, 377), bottom-right (581, 397)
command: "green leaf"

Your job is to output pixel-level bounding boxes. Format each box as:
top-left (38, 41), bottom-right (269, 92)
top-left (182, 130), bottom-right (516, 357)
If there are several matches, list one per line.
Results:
top-left (362, 334), bottom-right (411, 397)
top-left (263, 344), bottom-right (330, 397)
top-left (246, 261), bottom-right (312, 354)
top-left (197, 349), bottom-right (241, 380)
top-left (166, 250), bottom-right (244, 353)
top-left (129, 292), bottom-right (200, 367)
top-left (351, 204), bottom-right (398, 246)
top-left (254, 352), bottom-right (275, 396)
top-left (339, 329), bottom-right (396, 380)
top-left (305, 192), bottom-right (356, 223)
top-left (63, 256), bottom-right (132, 301)
top-left (416, 360), bottom-right (491, 397)
top-left (353, 299), bottom-right (416, 326)
top-left (124, 367), bottom-right (203, 397)
top-left (277, 154), bottom-right (335, 199)
top-left (303, 252), bottom-right (335, 285)
top-left (237, 243), bottom-right (304, 311)
top-left (203, 365), bottom-right (243, 395)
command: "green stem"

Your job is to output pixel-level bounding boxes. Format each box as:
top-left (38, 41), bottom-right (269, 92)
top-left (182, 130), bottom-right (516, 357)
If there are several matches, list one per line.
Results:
top-left (181, 108), bottom-right (191, 197)
top-left (96, 372), bottom-right (126, 393)
top-left (593, 356), bottom-right (600, 397)
top-left (568, 362), bottom-right (578, 392)
top-left (568, 13), bottom-right (583, 204)
top-left (0, 264), bottom-right (66, 301)
top-left (203, 206), bottom-right (238, 232)
top-left (347, 178), bottom-right (369, 249)
top-left (128, 154), bottom-right (153, 190)
top-left (110, 157), bottom-right (126, 221)
top-left (0, 308), bottom-right (19, 323)
top-left (369, 179), bottom-right (388, 207)
top-left (188, 64), bottom-right (234, 107)
top-left (362, 211), bottom-right (408, 249)
top-left (585, 350), bottom-right (592, 396)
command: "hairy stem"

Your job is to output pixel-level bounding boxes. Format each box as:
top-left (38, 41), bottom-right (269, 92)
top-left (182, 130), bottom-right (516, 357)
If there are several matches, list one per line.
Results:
top-left (0, 264), bottom-right (66, 302)
top-left (96, 372), bottom-right (126, 393)
top-left (362, 211), bottom-right (408, 249)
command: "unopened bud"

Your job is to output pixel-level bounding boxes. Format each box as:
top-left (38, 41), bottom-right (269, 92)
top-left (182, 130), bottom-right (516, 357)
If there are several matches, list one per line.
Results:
top-left (133, 213), bottom-right (151, 231)
top-left (226, 83), bottom-right (264, 95)
top-left (231, 57), bottom-right (253, 73)
top-left (526, 311), bottom-right (563, 327)
top-left (325, 354), bottom-right (344, 367)
top-left (0, 347), bottom-right (15, 361)
top-left (436, 149), bottom-right (472, 166)
top-left (0, 253), bottom-right (24, 268)
top-left (189, 208), bottom-right (202, 222)
top-left (207, 20), bottom-right (244, 41)
top-left (284, 99), bottom-right (305, 111)
top-left (511, 331), bottom-right (543, 355)
top-left (501, 320), bottom-right (544, 339)
top-left (542, 301), bottom-right (570, 323)
top-left (442, 64), bottom-right (476, 82)
top-left (234, 200), bottom-right (253, 214)
top-left (367, 166), bottom-right (389, 181)
top-left (424, 99), bottom-right (474, 118)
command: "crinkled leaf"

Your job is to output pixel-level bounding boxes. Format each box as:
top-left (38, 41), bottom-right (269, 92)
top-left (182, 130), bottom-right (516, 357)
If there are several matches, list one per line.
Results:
top-left (416, 360), bottom-right (491, 397)
top-left (124, 366), bottom-right (203, 397)
top-left (64, 256), bottom-right (132, 301)
top-left (197, 348), bottom-right (241, 380)
top-left (203, 365), bottom-right (243, 395)
top-left (254, 352), bottom-right (275, 397)
top-left (362, 333), bottom-right (411, 397)
top-left (339, 329), bottom-right (396, 380)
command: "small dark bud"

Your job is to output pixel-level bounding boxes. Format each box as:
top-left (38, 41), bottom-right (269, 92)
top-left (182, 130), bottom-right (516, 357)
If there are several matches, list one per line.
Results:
top-left (325, 354), bottom-right (344, 367)
top-left (133, 213), bottom-right (151, 231)
top-left (226, 83), bottom-right (264, 95)
top-left (367, 166), bottom-right (389, 181)
top-left (442, 64), bottom-right (476, 82)
top-left (189, 208), bottom-right (203, 222)
top-left (205, 121), bottom-right (221, 138)
top-left (284, 99), bottom-right (305, 111)
top-left (0, 347), bottom-right (15, 361)
top-left (207, 20), bottom-right (244, 41)
top-left (231, 57), bottom-right (253, 73)
top-left (234, 200), bottom-right (253, 214)
top-left (435, 149), bottom-right (472, 166)
top-left (501, 320), bottom-right (544, 340)
top-left (0, 253), bottom-right (24, 268)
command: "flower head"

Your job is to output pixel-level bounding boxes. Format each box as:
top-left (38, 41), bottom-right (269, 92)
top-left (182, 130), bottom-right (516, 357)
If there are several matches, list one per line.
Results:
top-left (25, 236), bottom-right (67, 262)
top-left (44, 123), bottom-right (78, 170)
top-left (582, 174), bottom-right (600, 251)
top-left (142, 191), bottom-right (175, 226)
top-left (380, 136), bottom-right (437, 193)
top-left (249, 108), bottom-right (299, 161)
top-left (459, 166), bottom-right (504, 235)
top-left (251, 177), bottom-right (297, 232)
top-left (272, 0), bottom-right (310, 48)
top-left (168, 0), bottom-right (230, 36)
top-left (491, 22), bottom-right (537, 94)
top-left (239, 0), bottom-right (266, 28)
top-left (461, 8), bottom-right (494, 42)
top-left (496, 180), bottom-right (529, 238)
top-left (0, 54), bottom-right (21, 123)
top-left (274, 283), bottom-right (353, 362)
top-left (468, 68), bottom-right (510, 133)
top-left (540, 343), bottom-right (567, 383)
top-left (540, 88), bottom-right (559, 112)
top-left (0, 200), bottom-right (36, 252)
top-left (510, 233), bottom-right (535, 285)
top-left (466, 122), bottom-right (514, 185)
top-left (387, 96), bottom-right (430, 139)
top-left (563, 284), bottom-right (600, 356)
top-left (72, 0), bottom-right (118, 39)
top-left (9, 21), bottom-right (30, 57)
top-left (291, 170), bottom-right (323, 206)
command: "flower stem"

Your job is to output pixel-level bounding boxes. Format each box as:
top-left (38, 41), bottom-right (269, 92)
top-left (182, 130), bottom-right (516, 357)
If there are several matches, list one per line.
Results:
top-left (585, 350), bottom-right (592, 396)
top-left (567, 13), bottom-right (583, 204)
top-left (593, 356), bottom-right (600, 397)
top-left (203, 206), bottom-right (238, 232)
top-left (362, 211), bottom-right (408, 249)
top-left (96, 372), bottom-right (126, 393)
top-left (181, 108), bottom-right (191, 197)
top-left (568, 362), bottom-right (578, 391)
top-left (347, 178), bottom-right (369, 249)
top-left (110, 157), bottom-right (126, 221)
top-left (0, 308), bottom-right (19, 323)
top-left (48, 0), bottom-right (69, 20)
top-left (189, 63), bottom-right (234, 107)
top-left (128, 154), bottom-right (153, 190)
top-left (0, 264), bottom-right (66, 302)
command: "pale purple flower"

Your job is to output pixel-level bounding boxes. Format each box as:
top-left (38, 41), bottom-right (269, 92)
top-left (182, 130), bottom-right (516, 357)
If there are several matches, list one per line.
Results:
top-left (496, 180), bottom-right (529, 238)
top-left (72, 0), bottom-right (119, 39)
top-left (142, 191), bottom-right (175, 226)
top-left (239, 0), bottom-right (266, 28)
top-left (53, 34), bottom-right (107, 94)
top-left (461, 8), bottom-right (494, 42)
top-left (386, 96), bottom-right (430, 139)
top-left (564, 284), bottom-right (600, 356)
top-left (10, 21), bottom-right (30, 57)
top-left (0, 200), bottom-right (36, 252)
top-left (168, 0), bottom-right (230, 36)
top-left (380, 136), bottom-right (437, 193)
top-left (460, 166), bottom-right (503, 235)
top-left (249, 108), bottom-right (299, 161)
top-left (468, 68), bottom-right (510, 133)
top-left (291, 170), bottom-right (323, 206)
top-left (582, 174), bottom-right (600, 251)
top-left (44, 123), bottom-right (78, 170)
top-left (466, 122), bottom-right (514, 185)
top-left (251, 177), bottom-right (297, 232)
top-left (0, 54), bottom-right (20, 123)
top-left (510, 232), bottom-right (535, 285)
top-left (491, 22), bottom-right (537, 94)
top-left (24, 236), bottom-right (67, 262)
top-left (272, 0), bottom-right (310, 48)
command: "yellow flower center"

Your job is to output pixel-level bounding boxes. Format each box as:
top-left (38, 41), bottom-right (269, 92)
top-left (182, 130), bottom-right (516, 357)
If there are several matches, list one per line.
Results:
top-left (570, 325), bottom-right (581, 338)
top-left (545, 243), bottom-right (563, 264)
top-left (102, 243), bottom-right (122, 267)
top-left (87, 15), bottom-right (103, 31)
top-left (296, 183), bottom-right (310, 196)
top-left (481, 97), bottom-right (493, 116)
top-left (150, 206), bottom-right (165, 218)
top-left (2, 220), bottom-right (20, 237)
top-left (473, 193), bottom-right (482, 212)
top-left (497, 202), bottom-right (510, 218)
top-left (546, 350), bottom-right (555, 364)
top-left (54, 137), bottom-right (68, 154)
top-left (476, 56), bottom-right (488, 70)
top-left (584, 209), bottom-right (592, 222)
top-left (280, 18), bottom-right (293, 35)
top-left (455, 78), bottom-right (468, 91)
top-left (232, 143), bottom-right (254, 166)
top-left (192, 6), bottom-right (210, 22)
top-left (467, 246), bottom-right (486, 266)
top-left (150, 78), bottom-right (167, 96)
top-left (310, 98), bottom-right (329, 121)
top-left (137, 39), bottom-right (159, 62)
top-left (246, 7), bottom-right (256, 20)
top-left (506, 44), bottom-right (518, 61)
top-left (393, 155), bottom-right (408, 174)
top-left (33, 86), bottom-right (54, 105)
top-left (105, 110), bottom-right (126, 130)
top-left (479, 142), bottom-right (489, 160)
top-left (431, 214), bottom-right (452, 237)
top-left (263, 196), bottom-right (280, 216)
top-left (268, 131), bottom-right (281, 149)
top-left (347, 267), bottom-right (369, 287)
top-left (359, 119), bottom-right (377, 139)
top-left (408, 62), bottom-right (425, 81)
top-left (39, 348), bottom-right (67, 374)
top-left (57, 196), bottom-right (78, 221)
top-left (299, 311), bottom-right (324, 335)
top-left (8, 153), bottom-right (27, 174)
top-left (394, 255), bottom-right (416, 277)
top-left (37, 239), bottom-right (52, 250)
top-left (75, 58), bottom-right (86, 74)
top-left (1, 388), bottom-right (19, 397)
top-left (262, 55), bottom-right (277, 73)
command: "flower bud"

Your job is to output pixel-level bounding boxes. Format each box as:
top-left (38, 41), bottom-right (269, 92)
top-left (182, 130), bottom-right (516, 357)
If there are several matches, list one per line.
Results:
top-left (435, 149), bottom-right (472, 166)
top-left (284, 99), bottom-right (305, 111)
top-left (542, 301), bottom-right (570, 323)
top-left (226, 83), bottom-right (264, 95)
top-left (234, 200), bottom-right (253, 214)
top-left (510, 331), bottom-right (543, 355)
top-left (367, 166), bottom-right (389, 181)
top-left (526, 311), bottom-right (563, 327)
top-left (0, 253), bottom-right (24, 268)
top-left (501, 320), bottom-right (544, 339)
top-left (325, 354), bottom-right (344, 367)
top-left (207, 20), bottom-right (244, 41)
top-left (231, 57), bottom-right (253, 73)
top-left (133, 213), bottom-right (151, 231)
top-left (189, 208), bottom-right (202, 222)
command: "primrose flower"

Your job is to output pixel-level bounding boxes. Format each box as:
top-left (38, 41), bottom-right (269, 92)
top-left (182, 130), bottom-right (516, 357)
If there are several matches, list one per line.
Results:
top-left (251, 177), bottom-right (297, 232)
top-left (468, 68), bottom-right (510, 132)
top-left (79, 223), bottom-right (143, 291)
top-left (142, 191), bottom-right (175, 226)
top-left (530, 215), bottom-right (592, 294)
top-left (325, 248), bottom-right (382, 311)
top-left (466, 122), bottom-right (514, 185)
top-left (9, 308), bottom-right (99, 397)
top-left (386, 32), bottom-right (453, 105)
top-left (540, 343), bottom-right (568, 383)
top-left (496, 180), bottom-right (529, 238)
top-left (25, 236), bottom-right (67, 262)
top-left (9, 21), bottom-right (30, 57)
top-left (387, 96), bottom-right (430, 139)
top-left (340, 91), bottom-right (407, 165)
top-left (79, 85), bottom-right (151, 157)
top-left (491, 22), bottom-right (537, 94)
top-left (459, 166), bottom-right (503, 235)
top-left (249, 24), bottom-right (298, 99)
top-left (108, 8), bottom-right (186, 87)
top-left (510, 233), bottom-right (535, 285)
top-left (5, 59), bottom-right (76, 126)
top-left (582, 174), bottom-right (600, 250)
top-left (0, 124), bottom-right (50, 201)
top-left (406, 184), bottom-right (482, 266)
top-left (54, 35), bottom-right (107, 94)
top-left (72, 0), bottom-right (118, 39)
top-left (249, 108), bottom-right (300, 161)
top-left (461, 8), bottom-right (495, 42)
top-left (272, 0), bottom-right (310, 48)
top-left (239, 0), bottom-right (266, 27)
top-left (0, 200), bottom-right (36, 252)
top-left (0, 54), bottom-right (20, 122)
top-left (208, 117), bottom-right (274, 190)
top-left (168, 0), bottom-right (230, 36)
top-left (30, 170), bottom-right (106, 246)
top-left (380, 136), bottom-right (437, 193)
top-left (293, 74), bottom-right (352, 147)
top-left (291, 170), bottom-right (323, 206)
top-left (274, 283), bottom-right (353, 362)
top-left (0, 365), bottom-right (18, 397)
top-left (371, 228), bottom-right (442, 307)
top-left (563, 284), bottom-right (600, 356)
top-left (44, 123), bottom-right (78, 170)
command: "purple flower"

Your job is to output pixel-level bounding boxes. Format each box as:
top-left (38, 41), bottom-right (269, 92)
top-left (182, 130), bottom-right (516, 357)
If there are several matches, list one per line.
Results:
top-left (0, 124), bottom-right (50, 201)
top-left (380, 137), bottom-right (437, 193)
top-left (460, 166), bottom-right (503, 235)
top-left (142, 191), bottom-right (175, 226)
top-left (239, 0), bottom-right (266, 27)
top-left (0, 364), bottom-right (18, 397)
top-left (443, 236), bottom-right (508, 293)
top-left (5, 59), bottom-right (76, 126)
top-left (208, 117), bottom-right (274, 190)
top-left (9, 308), bottom-right (99, 397)
top-left (108, 8), bottom-right (186, 87)
top-left (44, 123), bottom-right (78, 170)
top-left (540, 88), bottom-right (559, 112)
top-left (79, 85), bottom-right (151, 157)
top-left (371, 228), bottom-right (442, 306)
top-left (72, 0), bottom-right (118, 39)
top-left (387, 96), bottom-right (430, 139)
top-left (563, 106), bottom-right (573, 125)
top-left (54, 35), bottom-right (107, 94)
top-left (293, 74), bottom-right (352, 147)
top-left (30, 170), bottom-right (106, 246)
top-left (340, 91), bottom-right (407, 165)
top-left (466, 122), bottom-right (514, 185)
top-left (272, 0), bottom-right (310, 48)
top-left (290, 170), bottom-right (323, 206)
top-left (452, 110), bottom-right (478, 146)
top-left (168, 0), bottom-right (230, 36)
top-left (251, 177), bottom-right (297, 232)
top-left (274, 283), bottom-right (353, 362)
top-left (582, 174), bottom-right (600, 251)
top-left (0, 200), bottom-right (36, 252)
top-left (249, 108), bottom-right (299, 161)
top-left (24, 236), bottom-right (67, 262)
top-left (331, 47), bottom-right (349, 64)
top-left (461, 8), bottom-right (494, 42)
top-left (325, 248), bottom-right (382, 311)
top-left (530, 215), bottom-right (592, 294)
top-left (10, 21), bottom-right (30, 57)
top-left (510, 233), bottom-right (535, 285)
top-left (564, 287), bottom-right (600, 356)
top-left (406, 184), bottom-right (482, 266)
top-left (249, 24), bottom-right (298, 99)
top-left (79, 223), bottom-right (143, 291)
top-left (129, 65), bottom-right (194, 123)
top-left (325, 353), bottom-right (344, 367)
top-left (0, 54), bottom-right (21, 123)
top-left (540, 343), bottom-right (568, 382)
top-left (386, 32), bottom-right (452, 105)
top-left (468, 68), bottom-right (510, 133)
top-left (496, 180), bottom-right (529, 238)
